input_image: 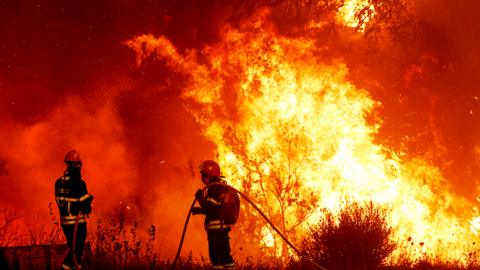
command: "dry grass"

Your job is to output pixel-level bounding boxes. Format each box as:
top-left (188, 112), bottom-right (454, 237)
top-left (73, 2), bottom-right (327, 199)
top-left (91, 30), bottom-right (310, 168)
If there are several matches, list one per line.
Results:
top-left (1, 202), bottom-right (480, 269)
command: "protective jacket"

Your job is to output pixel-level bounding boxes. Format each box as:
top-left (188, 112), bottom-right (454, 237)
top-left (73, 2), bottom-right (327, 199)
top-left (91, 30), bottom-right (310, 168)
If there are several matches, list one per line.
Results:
top-left (55, 174), bottom-right (92, 225)
top-left (198, 182), bottom-right (231, 230)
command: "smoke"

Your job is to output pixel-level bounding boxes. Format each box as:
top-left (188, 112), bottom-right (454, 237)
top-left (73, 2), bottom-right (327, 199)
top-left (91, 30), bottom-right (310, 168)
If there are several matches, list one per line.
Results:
top-left (0, 95), bottom-right (131, 206)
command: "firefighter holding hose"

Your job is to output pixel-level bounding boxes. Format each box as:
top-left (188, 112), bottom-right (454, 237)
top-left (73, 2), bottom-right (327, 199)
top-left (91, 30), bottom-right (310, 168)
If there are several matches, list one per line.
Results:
top-left (192, 160), bottom-right (239, 270)
top-left (54, 150), bottom-right (93, 270)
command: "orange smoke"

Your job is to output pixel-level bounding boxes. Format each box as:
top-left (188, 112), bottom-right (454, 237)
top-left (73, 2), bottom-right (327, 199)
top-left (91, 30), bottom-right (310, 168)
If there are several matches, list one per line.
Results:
top-left (0, 95), bottom-right (137, 212)
top-left (127, 8), bottom-right (479, 262)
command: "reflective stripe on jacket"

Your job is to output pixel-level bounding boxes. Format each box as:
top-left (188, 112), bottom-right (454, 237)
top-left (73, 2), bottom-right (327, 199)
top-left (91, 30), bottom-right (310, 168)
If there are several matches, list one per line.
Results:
top-left (205, 220), bottom-right (231, 230)
top-left (60, 214), bottom-right (87, 225)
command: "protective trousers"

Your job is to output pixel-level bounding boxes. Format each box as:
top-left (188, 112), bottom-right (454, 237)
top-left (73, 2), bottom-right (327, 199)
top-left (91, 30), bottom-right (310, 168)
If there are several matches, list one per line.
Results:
top-left (207, 229), bottom-right (235, 269)
top-left (61, 223), bottom-right (87, 269)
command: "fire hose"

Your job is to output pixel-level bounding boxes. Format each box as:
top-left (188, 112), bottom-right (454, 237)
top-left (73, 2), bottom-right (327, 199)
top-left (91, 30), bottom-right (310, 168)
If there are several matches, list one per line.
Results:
top-left (170, 182), bottom-right (328, 270)
top-left (72, 209), bottom-right (83, 270)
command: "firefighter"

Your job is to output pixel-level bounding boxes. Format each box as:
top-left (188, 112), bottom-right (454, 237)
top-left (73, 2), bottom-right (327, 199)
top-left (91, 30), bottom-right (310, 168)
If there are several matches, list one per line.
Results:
top-left (54, 150), bottom-right (93, 270)
top-left (192, 160), bottom-right (236, 270)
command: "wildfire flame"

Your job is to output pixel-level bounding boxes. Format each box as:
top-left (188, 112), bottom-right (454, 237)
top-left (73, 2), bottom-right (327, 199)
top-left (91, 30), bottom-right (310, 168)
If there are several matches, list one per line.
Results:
top-left (126, 8), bottom-right (479, 262)
top-left (337, 0), bottom-right (375, 31)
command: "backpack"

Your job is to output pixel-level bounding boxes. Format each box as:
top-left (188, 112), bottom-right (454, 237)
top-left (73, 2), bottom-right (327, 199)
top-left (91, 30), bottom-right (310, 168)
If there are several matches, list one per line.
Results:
top-left (219, 186), bottom-right (240, 225)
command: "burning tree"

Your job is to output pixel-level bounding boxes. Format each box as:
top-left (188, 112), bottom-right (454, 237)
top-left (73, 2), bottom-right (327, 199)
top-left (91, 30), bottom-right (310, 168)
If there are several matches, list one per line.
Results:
top-left (228, 134), bottom-right (321, 258)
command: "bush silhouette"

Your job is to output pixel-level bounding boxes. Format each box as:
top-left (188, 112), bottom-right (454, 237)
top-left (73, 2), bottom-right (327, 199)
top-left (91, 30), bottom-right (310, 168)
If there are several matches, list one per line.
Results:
top-left (301, 201), bottom-right (396, 270)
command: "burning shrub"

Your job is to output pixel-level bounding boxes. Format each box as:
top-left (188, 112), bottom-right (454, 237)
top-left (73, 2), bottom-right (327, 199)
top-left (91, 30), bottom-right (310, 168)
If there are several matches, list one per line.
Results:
top-left (301, 200), bottom-right (395, 270)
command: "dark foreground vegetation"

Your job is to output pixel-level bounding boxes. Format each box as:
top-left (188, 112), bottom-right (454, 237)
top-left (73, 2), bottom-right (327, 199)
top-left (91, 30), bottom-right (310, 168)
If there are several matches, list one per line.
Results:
top-left (1, 202), bottom-right (480, 269)
top-left (85, 200), bottom-right (480, 269)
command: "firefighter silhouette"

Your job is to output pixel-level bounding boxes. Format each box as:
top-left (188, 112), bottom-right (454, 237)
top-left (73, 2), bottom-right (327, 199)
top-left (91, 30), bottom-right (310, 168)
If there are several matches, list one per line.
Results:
top-left (192, 160), bottom-right (236, 270)
top-left (55, 150), bottom-right (93, 270)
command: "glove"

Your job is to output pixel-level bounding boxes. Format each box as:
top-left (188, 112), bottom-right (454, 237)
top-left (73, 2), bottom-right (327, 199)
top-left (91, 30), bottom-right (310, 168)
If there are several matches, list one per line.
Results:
top-left (195, 189), bottom-right (204, 201)
top-left (83, 195), bottom-right (94, 215)
top-left (84, 204), bottom-right (92, 215)
top-left (191, 207), bottom-right (204, 215)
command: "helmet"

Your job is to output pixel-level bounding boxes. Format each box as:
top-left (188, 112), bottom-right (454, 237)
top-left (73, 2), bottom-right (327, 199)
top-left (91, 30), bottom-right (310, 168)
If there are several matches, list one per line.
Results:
top-left (199, 160), bottom-right (221, 178)
top-left (64, 150), bottom-right (82, 167)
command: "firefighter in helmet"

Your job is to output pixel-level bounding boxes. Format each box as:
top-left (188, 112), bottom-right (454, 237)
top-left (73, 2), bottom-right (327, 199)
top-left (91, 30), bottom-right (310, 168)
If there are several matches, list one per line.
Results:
top-left (192, 160), bottom-right (236, 270)
top-left (55, 150), bottom-right (93, 270)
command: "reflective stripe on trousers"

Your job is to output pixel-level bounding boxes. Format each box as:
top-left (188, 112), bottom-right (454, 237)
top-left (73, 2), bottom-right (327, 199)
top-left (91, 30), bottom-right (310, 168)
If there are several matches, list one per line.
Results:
top-left (211, 263), bottom-right (235, 269)
top-left (61, 264), bottom-right (82, 270)
top-left (224, 262), bottom-right (235, 269)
